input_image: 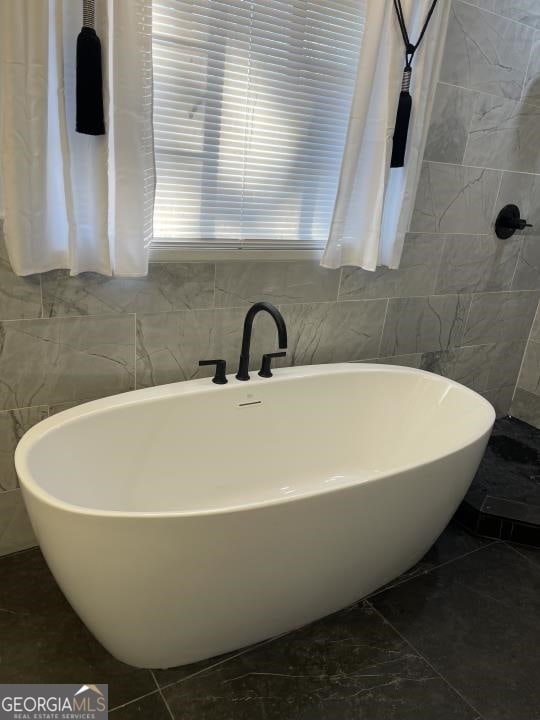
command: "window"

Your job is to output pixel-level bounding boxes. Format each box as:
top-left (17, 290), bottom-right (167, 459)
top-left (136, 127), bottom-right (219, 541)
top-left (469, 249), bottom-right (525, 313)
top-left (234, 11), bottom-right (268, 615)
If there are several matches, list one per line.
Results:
top-left (151, 0), bottom-right (364, 252)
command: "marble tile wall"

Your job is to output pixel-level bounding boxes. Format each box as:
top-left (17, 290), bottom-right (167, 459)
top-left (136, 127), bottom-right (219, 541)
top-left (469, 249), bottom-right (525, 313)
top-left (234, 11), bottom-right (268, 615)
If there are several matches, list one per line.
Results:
top-left (512, 305), bottom-right (540, 426)
top-left (2, 0), bottom-right (540, 553)
top-left (425, 0), bottom-right (540, 428)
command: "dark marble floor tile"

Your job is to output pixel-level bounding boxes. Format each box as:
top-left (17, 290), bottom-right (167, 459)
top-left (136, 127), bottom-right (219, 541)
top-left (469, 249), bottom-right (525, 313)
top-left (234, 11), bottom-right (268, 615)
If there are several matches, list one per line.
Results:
top-left (508, 541), bottom-right (540, 568)
top-left (162, 602), bottom-right (478, 720)
top-left (110, 692), bottom-right (171, 719)
top-left (374, 521), bottom-right (493, 594)
top-left (153, 647), bottom-right (253, 688)
top-left (459, 417), bottom-right (540, 545)
top-left (0, 549), bottom-right (155, 707)
top-left (421, 521), bottom-right (493, 564)
top-left (466, 417), bottom-right (540, 509)
top-left (372, 543), bottom-right (540, 720)
top-left (158, 522), bottom-right (490, 688)
top-left (155, 524), bottom-right (488, 688)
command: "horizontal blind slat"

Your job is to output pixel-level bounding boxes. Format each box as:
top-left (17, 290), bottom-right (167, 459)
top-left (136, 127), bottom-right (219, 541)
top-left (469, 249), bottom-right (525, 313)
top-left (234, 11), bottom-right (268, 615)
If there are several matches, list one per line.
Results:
top-left (152, 0), bottom-right (364, 248)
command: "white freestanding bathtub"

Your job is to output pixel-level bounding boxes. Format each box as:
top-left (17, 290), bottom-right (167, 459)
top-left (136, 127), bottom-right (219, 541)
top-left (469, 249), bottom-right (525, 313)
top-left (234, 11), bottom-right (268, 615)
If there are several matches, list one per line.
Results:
top-left (15, 363), bottom-right (494, 669)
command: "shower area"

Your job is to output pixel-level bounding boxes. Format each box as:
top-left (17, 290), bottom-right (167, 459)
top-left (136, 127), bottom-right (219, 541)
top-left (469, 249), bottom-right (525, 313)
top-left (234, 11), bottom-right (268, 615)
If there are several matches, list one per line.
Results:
top-left (403, 0), bottom-right (540, 545)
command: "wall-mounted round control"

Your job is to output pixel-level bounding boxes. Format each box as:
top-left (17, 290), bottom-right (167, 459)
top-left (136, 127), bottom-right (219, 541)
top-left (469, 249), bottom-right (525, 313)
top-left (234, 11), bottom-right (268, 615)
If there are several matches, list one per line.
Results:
top-left (495, 204), bottom-right (532, 239)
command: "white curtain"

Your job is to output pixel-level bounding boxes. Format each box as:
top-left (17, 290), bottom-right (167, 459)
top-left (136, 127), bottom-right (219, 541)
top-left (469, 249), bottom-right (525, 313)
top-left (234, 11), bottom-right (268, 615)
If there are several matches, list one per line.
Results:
top-left (321, 0), bottom-right (450, 271)
top-left (0, 0), bottom-right (154, 277)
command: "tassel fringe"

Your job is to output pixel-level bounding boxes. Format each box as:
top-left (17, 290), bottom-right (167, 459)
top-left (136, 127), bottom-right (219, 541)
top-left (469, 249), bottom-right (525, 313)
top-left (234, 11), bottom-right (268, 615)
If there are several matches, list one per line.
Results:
top-left (76, 26), bottom-right (105, 135)
top-left (391, 68), bottom-right (412, 168)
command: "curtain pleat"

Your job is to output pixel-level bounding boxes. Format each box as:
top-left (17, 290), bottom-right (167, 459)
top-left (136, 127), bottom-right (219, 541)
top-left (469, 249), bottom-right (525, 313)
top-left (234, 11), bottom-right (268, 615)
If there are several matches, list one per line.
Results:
top-left (321, 0), bottom-right (450, 271)
top-left (0, 0), bottom-right (155, 277)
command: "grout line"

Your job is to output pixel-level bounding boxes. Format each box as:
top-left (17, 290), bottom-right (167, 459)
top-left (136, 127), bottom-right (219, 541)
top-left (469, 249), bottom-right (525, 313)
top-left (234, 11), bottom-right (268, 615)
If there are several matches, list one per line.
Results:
top-left (133, 313), bottom-right (138, 390)
top-left (151, 671), bottom-right (175, 720)
top-left (509, 240), bottom-right (524, 292)
top-left (458, 0), bottom-right (540, 34)
top-left (520, 31), bottom-right (536, 106)
top-left (503, 541), bottom-right (540, 566)
top-left (336, 266), bottom-right (343, 302)
top-left (38, 276), bottom-right (44, 319)
top-left (212, 262), bottom-right (217, 308)
top-left (411, 230), bottom-right (516, 236)
top-left (422, 158), bottom-right (540, 178)
top-left (376, 298), bottom-right (390, 357)
top-left (438, 79), bottom-right (540, 113)
top-left (7, 288), bottom-right (536, 324)
top-left (0, 288), bottom-right (535, 323)
top-left (0, 311), bottom-right (140, 323)
top-left (431, 235), bottom-right (447, 296)
top-left (338, 294), bottom-right (424, 303)
top-left (109, 688), bottom-right (162, 714)
top-left (460, 102), bottom-right (475, 167)
top-left (366, 539), bottom-right (500, 600)
top-left (436, 81), bottom-right (478, 95)
top-left (339, 290), bottom-right (538, 304)
top-left (0, 543), bottom-right (39, 559)
top-left (491, 171), bottom-right (505, 230)
top-left (510, 298), bottom-right (540, 407)
top-left (436, 77), bottom-right (540, 116)
top-left (155, 635), bottom-right (283, 694)
top-left (458, 339), bottom-right (524, 350)
top-left (367, 602), bottom-right (488, 720)
top-left (0, 403), bottom-right (49, 414)
top-left (151, 260), bottom-right (218, 266)
top-left (461, 293), bottom-right (474, 343)
top-left (159, 691), bottom-right (175, 720)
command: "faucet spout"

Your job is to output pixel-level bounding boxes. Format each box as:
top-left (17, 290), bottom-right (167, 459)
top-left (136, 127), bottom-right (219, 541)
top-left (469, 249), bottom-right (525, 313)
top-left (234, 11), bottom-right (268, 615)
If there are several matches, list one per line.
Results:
top-left (236, 302), bottom-right (287, 381)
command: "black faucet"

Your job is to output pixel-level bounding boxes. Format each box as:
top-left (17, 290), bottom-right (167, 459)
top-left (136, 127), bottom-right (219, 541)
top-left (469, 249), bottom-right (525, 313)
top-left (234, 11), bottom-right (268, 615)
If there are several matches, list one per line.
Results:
top-left (199, 358), bottom-right (228, 384)
top-left (236, 302), bottom-right (288, 381)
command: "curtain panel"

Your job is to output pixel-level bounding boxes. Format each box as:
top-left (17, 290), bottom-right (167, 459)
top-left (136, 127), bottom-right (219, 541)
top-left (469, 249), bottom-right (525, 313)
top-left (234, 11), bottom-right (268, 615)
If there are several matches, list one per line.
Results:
top-left (0, 0), bottom-right (154, 277)
top-left (321, 0), bottom-right (450, 271)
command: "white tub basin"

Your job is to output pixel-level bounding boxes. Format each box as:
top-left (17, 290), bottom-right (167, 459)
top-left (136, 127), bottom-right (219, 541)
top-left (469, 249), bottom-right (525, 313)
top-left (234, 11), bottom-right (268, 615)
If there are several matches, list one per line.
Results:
top-left (15, 363), bottom-right (495, 668)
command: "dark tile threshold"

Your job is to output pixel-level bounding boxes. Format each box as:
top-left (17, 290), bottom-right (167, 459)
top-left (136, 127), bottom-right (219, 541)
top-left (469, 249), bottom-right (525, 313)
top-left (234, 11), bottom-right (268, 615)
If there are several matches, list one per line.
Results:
top-left (456, 416), bottom-right (540, 547)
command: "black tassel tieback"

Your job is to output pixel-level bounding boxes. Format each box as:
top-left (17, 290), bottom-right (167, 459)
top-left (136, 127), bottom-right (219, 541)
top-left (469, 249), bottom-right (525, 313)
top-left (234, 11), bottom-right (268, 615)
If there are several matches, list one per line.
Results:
top-left (390, 66), bottom-right (412, 168)
top-left (76, 0), bottom-right (105, 135)
top-left (391, 0), bottom-right (439, 168)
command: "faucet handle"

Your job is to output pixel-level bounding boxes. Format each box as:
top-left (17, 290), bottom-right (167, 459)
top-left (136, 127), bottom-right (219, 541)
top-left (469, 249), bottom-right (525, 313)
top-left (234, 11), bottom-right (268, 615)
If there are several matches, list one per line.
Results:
top-left (258, 351), bottom-right (286, 378)
top-left (199, 358), bottom-right (228, 385)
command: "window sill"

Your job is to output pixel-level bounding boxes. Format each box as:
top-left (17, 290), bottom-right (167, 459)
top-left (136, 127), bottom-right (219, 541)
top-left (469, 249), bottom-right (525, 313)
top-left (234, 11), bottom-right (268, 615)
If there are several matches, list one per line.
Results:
top-left (149, 243), bottom-right (325, 263)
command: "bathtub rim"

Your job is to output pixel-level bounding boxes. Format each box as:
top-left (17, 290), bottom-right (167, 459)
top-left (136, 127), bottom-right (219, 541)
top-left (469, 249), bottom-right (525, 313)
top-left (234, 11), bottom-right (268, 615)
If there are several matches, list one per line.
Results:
top-left (15, 362), bottom-right (495, 520)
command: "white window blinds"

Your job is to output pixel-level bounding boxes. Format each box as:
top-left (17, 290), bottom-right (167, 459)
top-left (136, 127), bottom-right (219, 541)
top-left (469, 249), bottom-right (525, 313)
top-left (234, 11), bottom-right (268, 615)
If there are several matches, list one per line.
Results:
top-left (152, 0), bottom-right (365, 249)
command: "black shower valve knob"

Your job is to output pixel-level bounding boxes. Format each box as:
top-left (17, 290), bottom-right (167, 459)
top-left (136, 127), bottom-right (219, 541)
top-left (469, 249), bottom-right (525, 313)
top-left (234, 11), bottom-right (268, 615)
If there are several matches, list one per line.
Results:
top-left (495, 204), bottom-right (532, 239)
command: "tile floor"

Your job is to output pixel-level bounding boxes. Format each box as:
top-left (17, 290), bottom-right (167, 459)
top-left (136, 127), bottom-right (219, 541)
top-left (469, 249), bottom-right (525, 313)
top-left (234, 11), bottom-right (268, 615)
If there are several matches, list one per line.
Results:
top-left (456, 417), bottom-right (540, 545)
top-left (1, 522), bottom-right (538, 719)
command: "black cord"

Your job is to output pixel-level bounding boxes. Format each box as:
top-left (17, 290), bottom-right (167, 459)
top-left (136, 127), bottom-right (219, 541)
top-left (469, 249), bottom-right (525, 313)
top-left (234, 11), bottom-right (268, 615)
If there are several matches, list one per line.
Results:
top-left (415, 0), bottom-right (439, 51)
top-left (393, 0), bottom-right (408, 45)
top-left (393, 0), bottom-right (439, 70)
top-left (391, 0), bottom-right (439, 167)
